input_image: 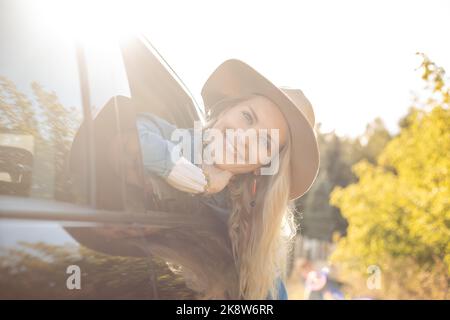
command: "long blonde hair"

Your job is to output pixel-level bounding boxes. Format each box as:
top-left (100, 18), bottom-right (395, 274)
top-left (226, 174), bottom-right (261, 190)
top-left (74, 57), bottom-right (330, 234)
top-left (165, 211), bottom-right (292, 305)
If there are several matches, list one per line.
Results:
top-left (207, 95), bottom-right (297, 299)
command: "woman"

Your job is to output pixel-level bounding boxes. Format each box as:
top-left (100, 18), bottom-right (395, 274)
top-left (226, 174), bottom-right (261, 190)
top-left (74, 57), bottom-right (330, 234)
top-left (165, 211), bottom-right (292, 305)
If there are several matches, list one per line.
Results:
top-left (135, 59), bottom-right (320, 300)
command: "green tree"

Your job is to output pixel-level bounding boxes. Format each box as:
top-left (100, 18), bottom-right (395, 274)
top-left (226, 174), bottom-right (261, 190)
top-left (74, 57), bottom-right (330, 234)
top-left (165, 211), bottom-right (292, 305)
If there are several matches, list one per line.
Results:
top-left (0, 75), bottom-right (81, 199)
top-left (329, 54), bottom-right (450, 299)
top-left (296, 119), bottom-right (391, 241)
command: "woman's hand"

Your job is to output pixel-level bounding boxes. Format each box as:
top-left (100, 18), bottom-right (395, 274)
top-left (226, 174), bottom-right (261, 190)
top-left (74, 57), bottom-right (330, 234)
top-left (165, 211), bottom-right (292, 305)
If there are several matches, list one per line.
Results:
top-left (202, 164), bottom-right (234, 194)
top-left (166, 157), bottom-right (207, 193)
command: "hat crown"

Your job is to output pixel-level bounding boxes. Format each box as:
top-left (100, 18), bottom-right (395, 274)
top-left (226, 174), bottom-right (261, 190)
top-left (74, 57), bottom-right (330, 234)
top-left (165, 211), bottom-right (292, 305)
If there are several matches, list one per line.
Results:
top-left (280, 88), bottom-right (315, 128)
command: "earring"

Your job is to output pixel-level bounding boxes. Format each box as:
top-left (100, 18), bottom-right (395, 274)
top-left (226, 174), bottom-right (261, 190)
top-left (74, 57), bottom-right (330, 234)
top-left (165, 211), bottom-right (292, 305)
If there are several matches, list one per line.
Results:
top-left (250, 177), bottom-right (257, 208)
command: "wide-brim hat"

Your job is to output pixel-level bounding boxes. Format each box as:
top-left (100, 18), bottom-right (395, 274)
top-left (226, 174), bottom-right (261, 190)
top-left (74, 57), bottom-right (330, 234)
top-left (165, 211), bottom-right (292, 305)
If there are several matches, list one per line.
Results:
top-left (201, 59), bottom-right (320, 200)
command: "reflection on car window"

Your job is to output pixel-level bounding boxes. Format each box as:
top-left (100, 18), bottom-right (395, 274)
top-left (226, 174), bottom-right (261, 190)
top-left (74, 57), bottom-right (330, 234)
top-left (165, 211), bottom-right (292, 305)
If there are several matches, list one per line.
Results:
top-left (0, 5), bottom-right (85, 203)
top-left (0, 3), bottom-right (219, 300)
top-left (83, 38), bottom-right (131, 116)
top-left (0, 222), bottom-right (197, 299)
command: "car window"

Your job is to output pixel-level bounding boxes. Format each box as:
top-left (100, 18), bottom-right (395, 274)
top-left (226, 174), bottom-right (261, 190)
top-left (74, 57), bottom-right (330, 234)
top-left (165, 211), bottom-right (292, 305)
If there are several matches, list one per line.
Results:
top-left (83, 38), bottom-right (131, 115)
top-left (68, 39), bottom-right (138, 212)
top-left (120, 36), bottom-right (200, 128)
top-left (0, 2), bottom-right (235, 298)
top-left (0, 5), bottom-right (87, 204)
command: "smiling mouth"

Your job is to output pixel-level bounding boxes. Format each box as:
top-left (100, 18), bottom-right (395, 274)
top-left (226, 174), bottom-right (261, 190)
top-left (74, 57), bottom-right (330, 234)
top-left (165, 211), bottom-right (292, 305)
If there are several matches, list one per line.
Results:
top-left (224, 136), bottom-right (247, 164)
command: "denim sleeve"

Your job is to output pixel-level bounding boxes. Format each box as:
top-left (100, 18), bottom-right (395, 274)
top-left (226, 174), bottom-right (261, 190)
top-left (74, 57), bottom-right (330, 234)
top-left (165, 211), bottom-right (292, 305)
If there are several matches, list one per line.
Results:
top-left (276, 278), bottom-right (288, 300)
top-left (136, 115), bottom-right (177, 178)
top-left (266, 277), bottom-right (288, 300)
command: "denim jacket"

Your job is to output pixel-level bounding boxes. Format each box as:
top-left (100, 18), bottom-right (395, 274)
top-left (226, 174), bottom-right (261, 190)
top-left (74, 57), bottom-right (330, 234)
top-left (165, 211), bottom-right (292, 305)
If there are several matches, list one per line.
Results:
top-left (136, 112), bottom-right (232, 222)
top-left (136, 112), bottom-right (179, 178)
top-left (136, 112), bottom-right (288, 300)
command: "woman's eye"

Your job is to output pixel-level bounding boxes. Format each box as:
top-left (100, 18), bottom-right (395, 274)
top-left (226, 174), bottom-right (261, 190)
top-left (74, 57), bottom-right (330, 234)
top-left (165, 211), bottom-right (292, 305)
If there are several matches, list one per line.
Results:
top-left (242, 111), bottom-right (254, 125)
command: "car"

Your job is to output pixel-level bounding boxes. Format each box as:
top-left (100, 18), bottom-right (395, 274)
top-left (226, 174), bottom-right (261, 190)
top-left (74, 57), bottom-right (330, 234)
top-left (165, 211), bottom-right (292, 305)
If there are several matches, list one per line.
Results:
top-left (0, 4), bottom-right (237, 299)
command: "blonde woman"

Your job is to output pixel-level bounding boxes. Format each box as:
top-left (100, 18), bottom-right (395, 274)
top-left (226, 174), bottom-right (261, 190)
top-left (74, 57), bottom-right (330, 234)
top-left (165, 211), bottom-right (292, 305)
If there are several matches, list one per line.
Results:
top-left (81, 60), bottom-right (319, 299)
top-left (134, 60), bottom-right (320, 299)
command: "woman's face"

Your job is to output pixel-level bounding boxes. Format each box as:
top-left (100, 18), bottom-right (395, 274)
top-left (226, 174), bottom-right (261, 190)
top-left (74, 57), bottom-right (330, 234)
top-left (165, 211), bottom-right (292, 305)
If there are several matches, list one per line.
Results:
top-left (210, 95), bottom-right (288, 174)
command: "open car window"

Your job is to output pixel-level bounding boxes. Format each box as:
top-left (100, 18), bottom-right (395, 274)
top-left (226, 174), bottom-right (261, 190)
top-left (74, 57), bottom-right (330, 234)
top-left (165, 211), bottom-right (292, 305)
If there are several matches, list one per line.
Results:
top-left (120, 36), bottom-right (201, 128)
top-left (70, 35), bottom-right (203, 213)
top-left (0, 14), bottom-right (238, 297)
top-left (72, 36), bottom-right (238, 298)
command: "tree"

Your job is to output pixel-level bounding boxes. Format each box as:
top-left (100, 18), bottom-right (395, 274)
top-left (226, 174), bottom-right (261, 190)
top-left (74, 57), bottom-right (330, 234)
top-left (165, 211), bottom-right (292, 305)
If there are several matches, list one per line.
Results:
top-left (296, 118), bottom-right (391, 241)
top-left (329, 54), bottom-right (450, 299)
top-left (0, 76), bottom-right (81, 199)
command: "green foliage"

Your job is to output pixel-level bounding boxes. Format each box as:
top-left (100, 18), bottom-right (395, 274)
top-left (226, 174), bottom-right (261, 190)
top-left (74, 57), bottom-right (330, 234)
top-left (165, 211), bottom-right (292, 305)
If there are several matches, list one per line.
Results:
top-left (0, 76), bottom-right (81, 200)
top-left (297, 119), bottom-right (391, 241)
top-left (329, 54), bottom-right (450, 299)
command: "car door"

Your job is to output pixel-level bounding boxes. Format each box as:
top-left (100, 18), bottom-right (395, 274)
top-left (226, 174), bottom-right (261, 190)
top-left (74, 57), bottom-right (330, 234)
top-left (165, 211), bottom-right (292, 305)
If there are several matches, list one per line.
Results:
top-left (65, 35), bottom-right (238, 298)
top-left (0, 6), bottom-right (183, 298)
top-left (0, 2), bottom-right (236, 299)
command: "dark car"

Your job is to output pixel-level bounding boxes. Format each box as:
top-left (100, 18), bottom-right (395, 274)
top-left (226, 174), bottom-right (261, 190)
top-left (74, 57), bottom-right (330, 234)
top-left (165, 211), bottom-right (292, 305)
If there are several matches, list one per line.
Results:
top-left (0, 4), bottom-right (237, 299)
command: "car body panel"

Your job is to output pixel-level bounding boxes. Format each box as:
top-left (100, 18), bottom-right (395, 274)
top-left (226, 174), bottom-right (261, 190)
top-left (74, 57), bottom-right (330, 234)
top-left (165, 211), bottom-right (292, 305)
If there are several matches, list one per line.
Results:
top-left (1, 10), bottom-right (235, 296)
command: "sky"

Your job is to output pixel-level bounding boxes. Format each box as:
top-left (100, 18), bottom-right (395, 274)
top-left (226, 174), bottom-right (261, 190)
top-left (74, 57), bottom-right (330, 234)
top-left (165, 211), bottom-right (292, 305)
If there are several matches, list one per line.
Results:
top-left (7, 0), bottom-right (450, 137)
top-left (138, 0), bottom-right (450, 137)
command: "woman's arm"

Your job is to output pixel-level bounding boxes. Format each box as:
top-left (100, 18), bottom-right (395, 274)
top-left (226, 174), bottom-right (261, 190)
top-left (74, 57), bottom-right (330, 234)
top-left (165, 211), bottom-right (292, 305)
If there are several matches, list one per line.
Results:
top-left (137, 115), bottom-right (207, 193)
top-left (136, 114), bottom-right (233, 195)
top-left (105, 113), bottom-right (234, 195)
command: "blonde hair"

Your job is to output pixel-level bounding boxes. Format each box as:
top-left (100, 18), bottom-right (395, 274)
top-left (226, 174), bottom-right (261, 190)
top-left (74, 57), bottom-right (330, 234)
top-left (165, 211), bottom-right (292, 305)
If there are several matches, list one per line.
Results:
top-left (207, 95), bottom-right (297, 299)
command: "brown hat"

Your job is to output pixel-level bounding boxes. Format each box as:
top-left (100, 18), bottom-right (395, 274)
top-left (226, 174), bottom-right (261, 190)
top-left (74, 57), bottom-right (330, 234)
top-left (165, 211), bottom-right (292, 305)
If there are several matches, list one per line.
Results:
top-left (201, 59), bottom-right (320, 200)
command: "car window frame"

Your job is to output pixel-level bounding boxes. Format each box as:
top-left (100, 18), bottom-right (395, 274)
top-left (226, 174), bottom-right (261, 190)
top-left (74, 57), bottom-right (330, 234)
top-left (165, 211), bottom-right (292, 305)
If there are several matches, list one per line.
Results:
top-left (0, 36), bottom-right (232, 261)
top-left (0, 37), bottom-right (212, 228)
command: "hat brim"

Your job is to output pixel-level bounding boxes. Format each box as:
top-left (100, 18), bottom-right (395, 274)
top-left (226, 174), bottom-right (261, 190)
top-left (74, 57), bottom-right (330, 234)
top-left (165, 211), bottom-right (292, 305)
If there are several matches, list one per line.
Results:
top-left (201, 59), bottom-right (320, 200)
